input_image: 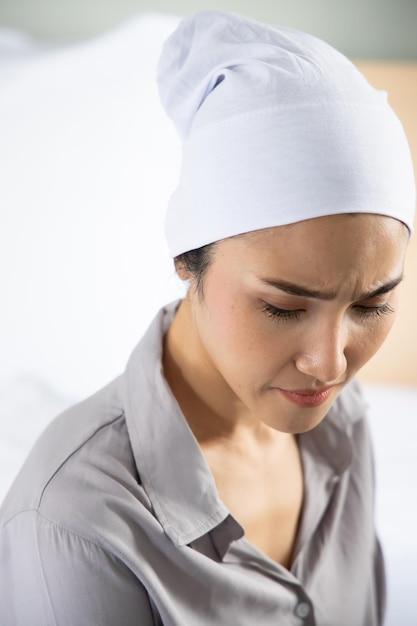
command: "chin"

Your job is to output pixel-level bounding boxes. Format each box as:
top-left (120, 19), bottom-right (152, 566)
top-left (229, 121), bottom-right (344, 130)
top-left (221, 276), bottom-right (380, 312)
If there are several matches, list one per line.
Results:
top-left (262, 403), bottom-right (332, 435)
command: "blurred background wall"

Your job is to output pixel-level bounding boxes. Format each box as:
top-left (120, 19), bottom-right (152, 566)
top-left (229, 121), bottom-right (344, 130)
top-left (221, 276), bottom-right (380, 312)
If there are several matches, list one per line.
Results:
top-left (1, 0), bottom-right (417, 60)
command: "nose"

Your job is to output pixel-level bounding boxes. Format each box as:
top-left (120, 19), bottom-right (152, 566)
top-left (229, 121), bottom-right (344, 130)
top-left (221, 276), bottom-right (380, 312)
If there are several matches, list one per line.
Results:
top-left (294, 319), bottom-right (348, 385)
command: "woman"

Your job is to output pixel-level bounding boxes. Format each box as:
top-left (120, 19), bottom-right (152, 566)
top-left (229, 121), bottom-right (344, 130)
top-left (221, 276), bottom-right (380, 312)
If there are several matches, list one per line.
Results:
top-left (0, 10), bottom-right (415, 626)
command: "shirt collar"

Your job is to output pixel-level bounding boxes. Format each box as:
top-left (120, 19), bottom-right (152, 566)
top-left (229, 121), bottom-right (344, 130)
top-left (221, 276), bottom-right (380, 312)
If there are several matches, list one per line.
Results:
top-left (304, 378), bottom-right (366, 476)
top-left (122, 301), bottom-right (242, 549)
top-left (122, 301), bottom-right (362, 552)
top-left (292, 380), bottom-right (365, 565)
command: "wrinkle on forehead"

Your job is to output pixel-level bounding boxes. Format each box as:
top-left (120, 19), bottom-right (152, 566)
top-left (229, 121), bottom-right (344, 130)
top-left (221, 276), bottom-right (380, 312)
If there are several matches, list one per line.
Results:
top-left (213, 213), bottom-right (408, 302)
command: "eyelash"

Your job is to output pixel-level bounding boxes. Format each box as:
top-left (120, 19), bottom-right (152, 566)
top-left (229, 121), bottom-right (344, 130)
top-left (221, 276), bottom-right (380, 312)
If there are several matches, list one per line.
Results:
top-left (261, 303), bottom-right (301, 321)
top-left (261, 301), bottom-right (395, 322)
top-left (355, 302), bottom-right (395, 319)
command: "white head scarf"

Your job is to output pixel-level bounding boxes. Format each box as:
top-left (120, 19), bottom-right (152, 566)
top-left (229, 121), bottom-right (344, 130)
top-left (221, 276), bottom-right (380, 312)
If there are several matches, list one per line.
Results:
top-left (157, 10), bottom-right (416, 257)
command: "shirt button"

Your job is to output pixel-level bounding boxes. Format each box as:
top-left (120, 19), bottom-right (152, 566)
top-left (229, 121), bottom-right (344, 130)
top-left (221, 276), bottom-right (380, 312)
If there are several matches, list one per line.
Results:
top-left (295, 601), bottom-right (311, 619)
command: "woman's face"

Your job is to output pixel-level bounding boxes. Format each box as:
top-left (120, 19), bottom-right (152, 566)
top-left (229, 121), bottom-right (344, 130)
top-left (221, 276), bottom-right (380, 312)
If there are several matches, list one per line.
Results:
top-left (182, 214), bottom-right (409, 434)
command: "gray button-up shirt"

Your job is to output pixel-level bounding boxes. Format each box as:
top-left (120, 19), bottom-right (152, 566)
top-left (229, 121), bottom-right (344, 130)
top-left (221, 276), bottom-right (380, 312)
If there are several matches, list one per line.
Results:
top-left (0, 301), bottom-right (385, 625)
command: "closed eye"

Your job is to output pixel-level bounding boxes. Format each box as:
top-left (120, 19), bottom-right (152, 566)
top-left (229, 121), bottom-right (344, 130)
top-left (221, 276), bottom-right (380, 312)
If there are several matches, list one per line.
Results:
top-left (261, 302), bottom-right (304, 322)
top-left (354, 302), bottom-right (395, 319)
top-left (262, 300), bottom-right (396, 322)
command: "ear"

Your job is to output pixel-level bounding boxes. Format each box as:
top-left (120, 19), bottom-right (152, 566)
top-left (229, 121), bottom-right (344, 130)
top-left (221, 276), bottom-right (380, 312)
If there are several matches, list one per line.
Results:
top-left (174, 257), bottom-right (192, 282)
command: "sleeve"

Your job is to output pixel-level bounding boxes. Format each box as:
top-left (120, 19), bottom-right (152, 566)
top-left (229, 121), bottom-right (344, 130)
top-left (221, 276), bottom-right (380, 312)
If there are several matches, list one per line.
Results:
top-left (0, 510), bottom-right (157, 626)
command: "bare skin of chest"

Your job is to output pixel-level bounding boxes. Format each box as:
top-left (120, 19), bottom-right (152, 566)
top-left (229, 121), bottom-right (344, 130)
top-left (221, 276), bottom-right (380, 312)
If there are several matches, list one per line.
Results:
top-left (201, 433), bottom-right (304, 569)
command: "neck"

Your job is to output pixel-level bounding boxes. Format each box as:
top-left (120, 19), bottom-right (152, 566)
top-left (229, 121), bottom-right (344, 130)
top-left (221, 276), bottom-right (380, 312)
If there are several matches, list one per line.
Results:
top-left (163, 299), bottom-right (291, 449)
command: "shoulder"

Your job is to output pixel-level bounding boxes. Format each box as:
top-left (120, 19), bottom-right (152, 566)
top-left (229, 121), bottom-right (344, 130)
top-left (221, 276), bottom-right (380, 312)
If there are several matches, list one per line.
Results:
top-left (0, 377), bottom-right (160, 625)
top-left (0, 376), bottom-right (151, 540)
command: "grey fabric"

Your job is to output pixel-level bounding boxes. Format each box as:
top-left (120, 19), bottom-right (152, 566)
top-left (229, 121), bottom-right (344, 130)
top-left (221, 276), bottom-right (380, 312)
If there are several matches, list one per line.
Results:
top-left (0, 301), bottom-right (385, 625)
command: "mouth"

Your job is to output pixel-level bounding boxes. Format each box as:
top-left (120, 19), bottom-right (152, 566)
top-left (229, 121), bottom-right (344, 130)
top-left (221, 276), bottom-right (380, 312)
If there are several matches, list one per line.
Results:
top-left (278, 387), bottom-right (334, 408)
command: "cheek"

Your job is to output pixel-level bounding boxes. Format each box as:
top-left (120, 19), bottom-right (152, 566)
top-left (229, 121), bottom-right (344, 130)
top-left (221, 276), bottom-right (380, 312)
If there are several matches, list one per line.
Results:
top-left (350, 314), bottom-right (397, 371)
top-left (201, 284), bottom-right (271, 364)
top-left (205, 297), bottom-right (252, 354)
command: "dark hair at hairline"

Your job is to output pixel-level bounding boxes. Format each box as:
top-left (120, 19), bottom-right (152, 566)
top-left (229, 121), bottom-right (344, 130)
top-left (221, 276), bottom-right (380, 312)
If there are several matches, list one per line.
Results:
top-left (173, 213), bottom-right (406, 296)
top-left (174, 242), bottom-right (216, 296)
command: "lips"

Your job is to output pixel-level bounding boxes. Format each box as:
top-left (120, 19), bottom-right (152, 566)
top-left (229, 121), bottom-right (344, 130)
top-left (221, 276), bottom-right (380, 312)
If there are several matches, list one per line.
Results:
top-left (278, 387), bottom-right (334, 408)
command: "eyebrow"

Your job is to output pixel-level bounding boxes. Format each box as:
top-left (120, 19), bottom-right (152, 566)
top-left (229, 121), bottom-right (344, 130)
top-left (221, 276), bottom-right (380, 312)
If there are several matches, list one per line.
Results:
top-left (259, 276), bottom-right (404, 301)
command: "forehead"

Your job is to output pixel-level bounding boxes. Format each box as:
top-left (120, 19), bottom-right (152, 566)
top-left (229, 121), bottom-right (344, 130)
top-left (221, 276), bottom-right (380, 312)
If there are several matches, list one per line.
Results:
top-left (212, 214), bottom-right (408, 290)
top-left (239, 213), bottom-right (408, 243)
